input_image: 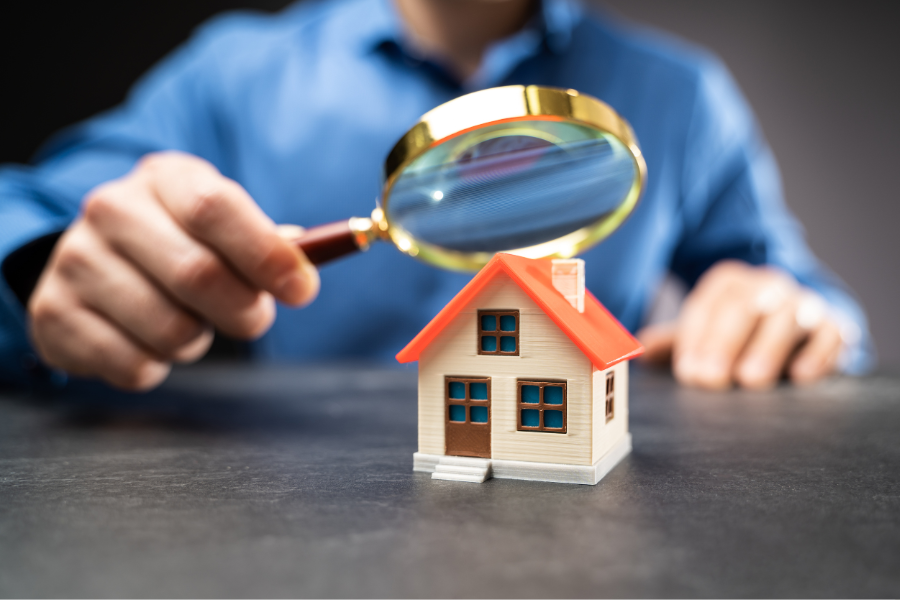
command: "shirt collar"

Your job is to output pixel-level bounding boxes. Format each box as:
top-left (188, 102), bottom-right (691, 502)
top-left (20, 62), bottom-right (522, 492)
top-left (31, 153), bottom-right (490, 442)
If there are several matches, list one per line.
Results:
top-left (353, 0), bottom-right (583, 88)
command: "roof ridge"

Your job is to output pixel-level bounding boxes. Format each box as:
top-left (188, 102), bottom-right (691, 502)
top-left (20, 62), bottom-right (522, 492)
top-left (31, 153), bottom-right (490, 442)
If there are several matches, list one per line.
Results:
top-left (396, 254), bottom-right (643, 369)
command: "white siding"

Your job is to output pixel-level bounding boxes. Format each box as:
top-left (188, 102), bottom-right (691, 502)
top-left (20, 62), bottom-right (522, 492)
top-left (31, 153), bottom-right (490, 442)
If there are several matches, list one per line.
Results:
top-left (591, 361), bottom-right (630, 464)
top-left (418, 272), bottom-right (595, 466)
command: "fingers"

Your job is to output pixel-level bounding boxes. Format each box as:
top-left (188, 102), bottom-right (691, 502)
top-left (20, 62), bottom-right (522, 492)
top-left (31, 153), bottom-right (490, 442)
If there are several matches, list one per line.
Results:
top-left (636, 321), bottom-right (676, 365)
top-left (734, 299), bottom-right (805, 390)
top-left (674, 262), bottom-right (772, 389)
top-left (83, 178), bottom-right (276, 339)
top-left (141, 153), bottom-right (319, 307)
top-left (688, 289), bottom-right (759, 389)
top-left (670, 261), bottom-right (843, 390)
top-left (790, 319), bottom-right (843, 384)
top-left (55, 223), bottom-right (213, 362)
top-left (29, 276), bottom-right (170, 391)
top-left (28, 151), bottom-right (324, 392)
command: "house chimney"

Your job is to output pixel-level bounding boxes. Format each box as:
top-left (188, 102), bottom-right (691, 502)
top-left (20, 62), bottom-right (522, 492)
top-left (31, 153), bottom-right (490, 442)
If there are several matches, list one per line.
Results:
top-left (551, 259), bottom-right (585, 313)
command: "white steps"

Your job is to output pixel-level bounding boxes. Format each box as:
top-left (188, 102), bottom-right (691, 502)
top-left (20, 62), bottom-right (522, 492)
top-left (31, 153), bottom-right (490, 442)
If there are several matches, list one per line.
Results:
top-left (431, 456), bottom-right (492, 483)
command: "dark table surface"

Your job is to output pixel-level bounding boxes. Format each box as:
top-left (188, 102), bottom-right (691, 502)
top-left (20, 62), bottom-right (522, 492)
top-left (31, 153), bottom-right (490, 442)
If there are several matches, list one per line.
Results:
top-left (1, 363), bottom-right (899, 598)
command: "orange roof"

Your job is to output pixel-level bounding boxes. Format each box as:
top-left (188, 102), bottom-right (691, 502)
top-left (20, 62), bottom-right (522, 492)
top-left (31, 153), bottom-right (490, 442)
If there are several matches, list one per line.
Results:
top-left (396, 254), bottom-right (644, 369)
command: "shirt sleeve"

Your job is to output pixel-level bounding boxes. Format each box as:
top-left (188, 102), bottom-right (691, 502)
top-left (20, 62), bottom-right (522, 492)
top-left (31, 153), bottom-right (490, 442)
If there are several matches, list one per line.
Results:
top-left (0, 16), bottom-right (241, 385)
top-left (669, 57), bottom-right (875, 374)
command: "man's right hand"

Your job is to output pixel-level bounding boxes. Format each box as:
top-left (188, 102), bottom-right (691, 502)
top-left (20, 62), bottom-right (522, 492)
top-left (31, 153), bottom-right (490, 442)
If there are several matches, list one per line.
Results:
top-left (28, 152), bottom-right (320, 390)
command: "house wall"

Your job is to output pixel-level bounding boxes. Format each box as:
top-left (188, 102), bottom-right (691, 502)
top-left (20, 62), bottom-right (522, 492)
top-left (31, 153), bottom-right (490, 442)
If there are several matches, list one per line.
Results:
top-left (418, 272), bottom-right (595, 466)
top-left (591, 361), bottom-right (630, 465)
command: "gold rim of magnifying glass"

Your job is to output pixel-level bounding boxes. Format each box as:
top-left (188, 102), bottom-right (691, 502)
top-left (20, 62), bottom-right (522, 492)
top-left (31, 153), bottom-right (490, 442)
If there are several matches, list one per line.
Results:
top-left (375, 85), bottom-right (647, 272)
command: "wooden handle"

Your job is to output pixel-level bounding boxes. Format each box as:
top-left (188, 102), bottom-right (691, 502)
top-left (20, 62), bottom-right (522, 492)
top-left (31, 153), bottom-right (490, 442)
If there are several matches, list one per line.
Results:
top-left (294, 220), bottom-right (362, 266)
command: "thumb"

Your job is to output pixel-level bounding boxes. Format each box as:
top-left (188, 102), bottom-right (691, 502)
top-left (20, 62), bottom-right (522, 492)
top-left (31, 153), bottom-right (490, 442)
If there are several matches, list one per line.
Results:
top-left (636, 321), bottom-right (677, 365)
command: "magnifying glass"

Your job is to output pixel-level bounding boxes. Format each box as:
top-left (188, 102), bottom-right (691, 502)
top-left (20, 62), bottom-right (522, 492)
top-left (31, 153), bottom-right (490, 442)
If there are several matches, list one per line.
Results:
top-left (290, 85), bottom-right (646, 272)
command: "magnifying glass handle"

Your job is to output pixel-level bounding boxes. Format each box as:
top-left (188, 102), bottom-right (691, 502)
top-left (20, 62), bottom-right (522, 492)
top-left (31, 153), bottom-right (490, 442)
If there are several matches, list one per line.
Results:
top-left (289, 218), bottom-right (376, 266)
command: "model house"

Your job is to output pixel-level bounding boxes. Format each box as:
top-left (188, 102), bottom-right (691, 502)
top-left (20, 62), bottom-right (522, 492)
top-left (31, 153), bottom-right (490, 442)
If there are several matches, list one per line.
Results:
top-left (396, 253), bottom-right (644, 484)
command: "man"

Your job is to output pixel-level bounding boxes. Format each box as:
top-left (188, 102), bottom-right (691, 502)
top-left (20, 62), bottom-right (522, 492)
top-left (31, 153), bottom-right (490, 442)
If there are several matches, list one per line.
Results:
top-left (0, 0), bottom-right (873, 391)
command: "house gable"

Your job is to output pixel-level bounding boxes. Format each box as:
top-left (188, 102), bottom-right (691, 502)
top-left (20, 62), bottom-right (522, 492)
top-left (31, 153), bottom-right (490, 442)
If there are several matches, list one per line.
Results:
top-left (397, 254), bottom-right (643, 370)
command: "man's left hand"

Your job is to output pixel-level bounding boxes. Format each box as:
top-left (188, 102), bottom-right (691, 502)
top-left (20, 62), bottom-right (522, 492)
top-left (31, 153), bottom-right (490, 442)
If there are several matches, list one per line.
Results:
top-left (637, 261), bottom-right (845, 390)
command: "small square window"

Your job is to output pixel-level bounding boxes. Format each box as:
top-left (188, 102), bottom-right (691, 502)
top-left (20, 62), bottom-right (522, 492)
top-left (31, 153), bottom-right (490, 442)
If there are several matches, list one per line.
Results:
top-left (544, 386), bottom-right (563, 405)
top-left (470, 406), bottom-right (488, 423)
top-left (449, 404), bottom-right (466, 422)
top-left (477, 310), bottom-right (519, 356)
top-left (449, 381), bottom-right (466, 399)
top-left (521, 409), bottom-right (540, 428)
top-left (521, 385), bottom-right (540, 404)
top-left (517, 380), bottom-right (566, 433)
top-left (543, 410), bottom-right (563, 428)
top-left (470, 382), bottom-right (488, 400)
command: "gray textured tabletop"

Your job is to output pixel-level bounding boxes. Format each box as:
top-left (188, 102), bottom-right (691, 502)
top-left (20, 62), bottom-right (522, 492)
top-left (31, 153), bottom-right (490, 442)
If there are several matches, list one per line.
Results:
top-left (1, 363), bottom-right (898, 598)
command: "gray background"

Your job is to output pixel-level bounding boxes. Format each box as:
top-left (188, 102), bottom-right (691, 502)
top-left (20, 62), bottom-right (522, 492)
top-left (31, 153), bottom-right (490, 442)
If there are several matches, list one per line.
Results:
top-left (4, 0), bottom-right (899, 366)
top-left (596, 0), bottom-right (900, 367)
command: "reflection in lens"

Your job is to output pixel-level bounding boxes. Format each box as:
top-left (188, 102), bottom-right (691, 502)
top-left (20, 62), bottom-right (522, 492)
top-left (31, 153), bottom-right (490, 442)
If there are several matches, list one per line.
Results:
top-left (386, 124), bottom-right (637, 253)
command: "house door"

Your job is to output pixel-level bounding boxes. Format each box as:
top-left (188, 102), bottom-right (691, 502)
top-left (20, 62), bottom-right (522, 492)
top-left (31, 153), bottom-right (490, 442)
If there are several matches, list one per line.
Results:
top-left (445, 376), bottom-right (491, 458)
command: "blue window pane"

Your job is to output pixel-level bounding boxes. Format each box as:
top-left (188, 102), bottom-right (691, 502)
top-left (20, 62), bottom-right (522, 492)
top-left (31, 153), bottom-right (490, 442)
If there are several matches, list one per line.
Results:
top-left (481, 315), bottom-right (497, 331)
top-left (449, 381), bottom-right (466, 399)
top-left (500, 336), bottom-right (516, 352)
top-left (544, 386), bottom-right (563, 405)
top-left (521, 385), bottom-right (540, 404)
top-left (521, 409), bottom-right (540, 427)
top-left (449, 405), bottom-right (466, 422)
top-left (500, 315), bottom-right (516, 331)
top-left (470, 406), bottom-right (488, 423)
top-left (470, 382), bottom-right (488, 400)
top-left (481, 336), bottom-right (497, 352)
top-left (544, 410), bottom-right (563, 428)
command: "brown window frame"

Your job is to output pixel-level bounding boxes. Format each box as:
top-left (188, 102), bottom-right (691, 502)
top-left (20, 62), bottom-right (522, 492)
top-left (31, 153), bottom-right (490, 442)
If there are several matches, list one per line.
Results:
top-left (516, 380), bottom-right (567, 433)
top-left (445, 376), bottom-right (492, 426)
top-left (477, 309), bottom-right (520, 356)
top-left (605, 371), bottom-right (615, 422)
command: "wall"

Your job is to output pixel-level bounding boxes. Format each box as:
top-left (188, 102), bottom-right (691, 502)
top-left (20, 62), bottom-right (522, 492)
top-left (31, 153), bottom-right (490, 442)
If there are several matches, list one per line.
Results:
top-left (592, 360), bottom-right (629, 465)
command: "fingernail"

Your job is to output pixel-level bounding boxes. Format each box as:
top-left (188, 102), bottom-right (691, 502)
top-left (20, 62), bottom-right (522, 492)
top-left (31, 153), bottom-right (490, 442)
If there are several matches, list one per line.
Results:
top-left (134, 361), bottom-right (171, 391)
top-left (699, 355), bottom-right (728, 384)
top-left (739, 356), bottom-right (769, 383)
top-left (675, 355), bottom-right (696, 380)
top-left (792, 358), bottom-right (816, 382)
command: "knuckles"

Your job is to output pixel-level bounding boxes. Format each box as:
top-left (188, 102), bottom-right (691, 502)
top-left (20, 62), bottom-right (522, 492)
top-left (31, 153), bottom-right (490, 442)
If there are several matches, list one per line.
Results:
top-left (705, 259), bottom-right (749, 280)
top-left (28, 287), bottom-right (67, 331)
top-left (52, 231), bottom-right (95, 280)
top-left (182, 185), bottom-right (229, 235)
top-left (137, 150), bottom-right (212, 176)
top-left (82, 185), bottom-right (124, 227)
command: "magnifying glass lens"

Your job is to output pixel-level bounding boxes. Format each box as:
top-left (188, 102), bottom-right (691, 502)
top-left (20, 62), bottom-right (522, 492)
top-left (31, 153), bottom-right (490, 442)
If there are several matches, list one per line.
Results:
top-left (387, 119), bottom-right (637, 253)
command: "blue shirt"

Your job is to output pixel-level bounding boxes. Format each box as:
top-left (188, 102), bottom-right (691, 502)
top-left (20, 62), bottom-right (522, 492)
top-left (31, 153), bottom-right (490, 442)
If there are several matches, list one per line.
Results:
top-left (0, 0), bottom-right (874, 384)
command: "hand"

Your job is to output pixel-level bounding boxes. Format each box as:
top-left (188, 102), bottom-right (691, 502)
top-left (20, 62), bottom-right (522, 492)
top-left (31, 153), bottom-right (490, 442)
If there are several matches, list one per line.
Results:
top-left (637, 261), bottom-right (845, 390)
top-left (28, 152), bottom-right (319, 390)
